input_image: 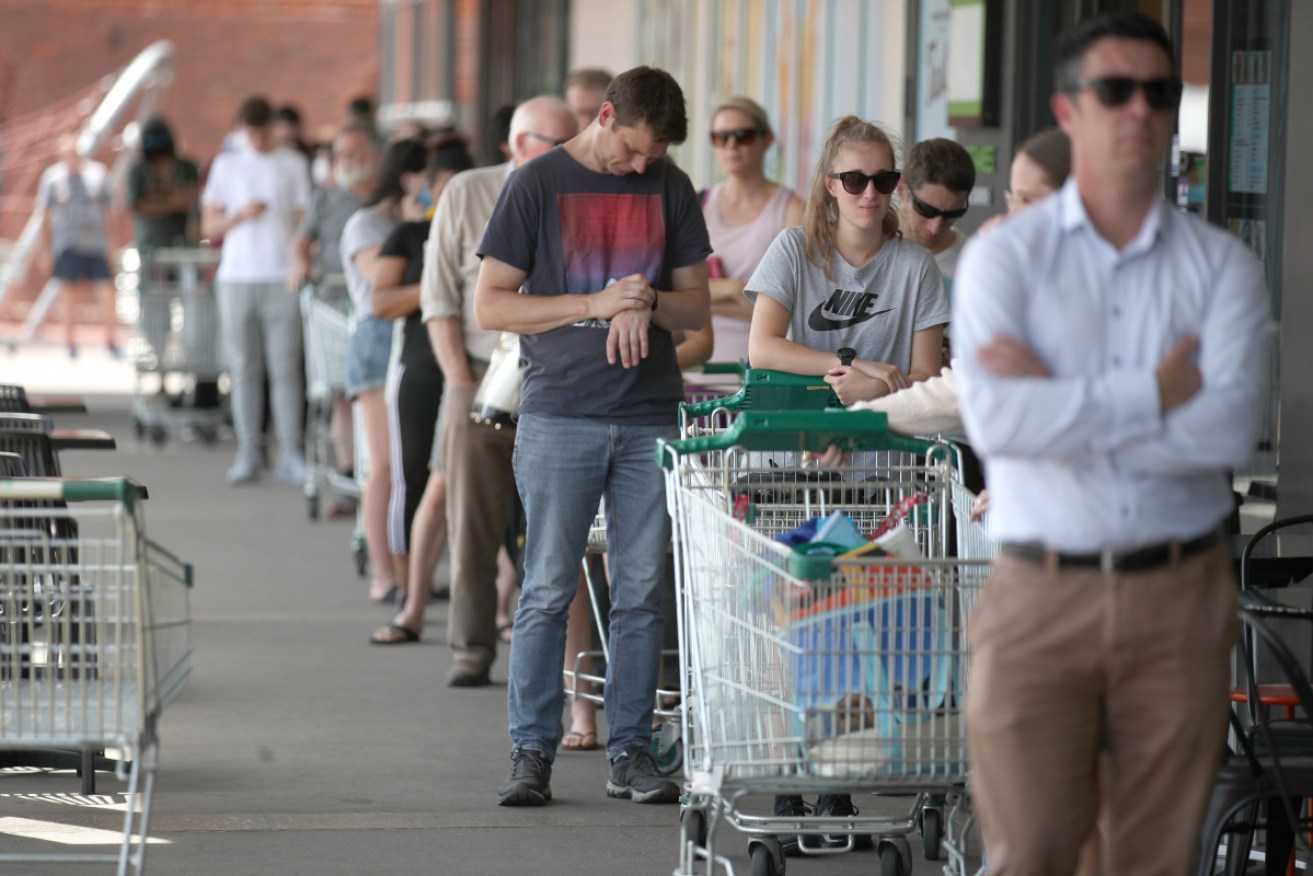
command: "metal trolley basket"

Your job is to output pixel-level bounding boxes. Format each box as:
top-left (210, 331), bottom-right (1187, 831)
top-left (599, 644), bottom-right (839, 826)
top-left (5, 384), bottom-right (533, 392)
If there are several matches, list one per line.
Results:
top-left (659, 410), bottom-right (988, 876)
top-left (130, 248), bottom-right (226, 446)
top-left (0, 478), bottom-right (193, 876)
top-left (299, 277), bottom-right (361, 522)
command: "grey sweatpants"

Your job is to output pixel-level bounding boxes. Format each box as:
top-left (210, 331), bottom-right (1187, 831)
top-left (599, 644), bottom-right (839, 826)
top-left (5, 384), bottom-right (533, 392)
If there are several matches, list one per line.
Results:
top-left (217, 281), bottom-right (304, 458)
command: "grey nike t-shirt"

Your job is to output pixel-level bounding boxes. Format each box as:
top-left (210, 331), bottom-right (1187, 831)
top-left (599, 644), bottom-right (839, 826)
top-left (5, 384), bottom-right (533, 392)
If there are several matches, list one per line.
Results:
top-left (745, 227), bottom-right (950, 370)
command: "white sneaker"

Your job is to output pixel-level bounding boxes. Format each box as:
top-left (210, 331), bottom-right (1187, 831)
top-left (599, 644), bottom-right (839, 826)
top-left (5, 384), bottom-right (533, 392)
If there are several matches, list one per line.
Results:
top-left (274, 454), bottom-right (308, 486)
top-left (226, 453), bottom-right (262, 485)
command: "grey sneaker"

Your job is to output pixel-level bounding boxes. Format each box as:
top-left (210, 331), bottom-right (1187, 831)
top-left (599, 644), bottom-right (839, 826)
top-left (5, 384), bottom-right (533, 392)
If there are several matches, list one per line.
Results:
top-left (225, 453), bottom-right (261, 485)
top-left (498, 749), bottom-right (552, 806)
top-left (607, 747), bottom-right (680, 803)
top-left (274, 454), bottom-right (308, 486)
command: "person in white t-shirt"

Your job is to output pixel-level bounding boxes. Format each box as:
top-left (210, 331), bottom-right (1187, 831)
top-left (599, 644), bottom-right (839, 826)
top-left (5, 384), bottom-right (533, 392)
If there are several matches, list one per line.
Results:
top-left (202, 96), bottom-right (312, 485)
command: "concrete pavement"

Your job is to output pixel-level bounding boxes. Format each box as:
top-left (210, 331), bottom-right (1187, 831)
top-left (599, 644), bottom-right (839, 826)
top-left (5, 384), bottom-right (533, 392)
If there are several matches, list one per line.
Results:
top-left (0, 342), bottom-right (975, 876)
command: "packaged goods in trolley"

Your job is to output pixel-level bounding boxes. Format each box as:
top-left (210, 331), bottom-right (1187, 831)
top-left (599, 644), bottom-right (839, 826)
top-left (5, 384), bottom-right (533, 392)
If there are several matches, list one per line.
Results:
top-left (0, 477), bottom-right (193, 876)
top-left (130, 248), bottom-right (225, 446)
top-left (299, 276), bottom-right (361, 522)
top-left (659, 410), bottom-right (989, 876)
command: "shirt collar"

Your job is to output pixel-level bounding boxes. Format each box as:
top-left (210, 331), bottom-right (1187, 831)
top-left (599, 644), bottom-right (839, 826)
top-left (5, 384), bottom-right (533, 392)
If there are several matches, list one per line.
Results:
top-left (1057, 177), bottom-right (1167, 257)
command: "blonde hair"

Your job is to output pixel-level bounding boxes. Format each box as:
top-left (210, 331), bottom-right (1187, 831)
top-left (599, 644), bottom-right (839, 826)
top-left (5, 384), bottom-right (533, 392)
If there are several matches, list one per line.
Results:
top-left (709, 96), bottom-right (773, 137)
top-left (803, 116), bottom-right (901, 279)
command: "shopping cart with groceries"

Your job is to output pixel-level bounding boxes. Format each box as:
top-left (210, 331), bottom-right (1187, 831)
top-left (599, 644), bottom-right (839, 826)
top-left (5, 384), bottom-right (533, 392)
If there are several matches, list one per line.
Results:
top-left (659, 408), bottom-right (988, 876)
top-left (0, 477), bottom-right (193, 875)
top-left (130, 247), bottom-right (226, 446)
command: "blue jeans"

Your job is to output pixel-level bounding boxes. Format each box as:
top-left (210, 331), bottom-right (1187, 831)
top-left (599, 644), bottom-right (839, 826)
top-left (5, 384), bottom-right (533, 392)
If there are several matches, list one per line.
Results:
top-left (509, 412), bottom-right (676, 760)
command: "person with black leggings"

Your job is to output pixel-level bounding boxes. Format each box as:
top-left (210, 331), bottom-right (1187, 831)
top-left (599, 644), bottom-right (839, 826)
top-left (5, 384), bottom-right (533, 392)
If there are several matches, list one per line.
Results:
top-left (369, 139), bottom-right (475, 644)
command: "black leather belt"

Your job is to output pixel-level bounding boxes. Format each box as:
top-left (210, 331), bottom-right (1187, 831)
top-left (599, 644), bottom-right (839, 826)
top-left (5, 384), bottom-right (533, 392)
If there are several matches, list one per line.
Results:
top-left (1000, 529), bottom-right (1223, 574)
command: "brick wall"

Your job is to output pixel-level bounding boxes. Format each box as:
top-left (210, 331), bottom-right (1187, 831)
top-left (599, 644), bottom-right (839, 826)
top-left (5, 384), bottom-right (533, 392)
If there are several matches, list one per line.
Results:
top-left (0, 0), bottom-right (380, 314)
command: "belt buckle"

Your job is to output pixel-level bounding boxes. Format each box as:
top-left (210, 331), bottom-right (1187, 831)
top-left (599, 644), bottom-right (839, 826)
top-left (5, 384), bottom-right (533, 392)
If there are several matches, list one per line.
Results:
top-left (1100, 548), bottom-right (1116, 576)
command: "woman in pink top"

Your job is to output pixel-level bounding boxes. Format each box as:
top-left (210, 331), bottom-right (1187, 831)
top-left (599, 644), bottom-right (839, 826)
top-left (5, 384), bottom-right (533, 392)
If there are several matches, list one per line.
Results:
top-left (701, 97), bottom-right (804, 364)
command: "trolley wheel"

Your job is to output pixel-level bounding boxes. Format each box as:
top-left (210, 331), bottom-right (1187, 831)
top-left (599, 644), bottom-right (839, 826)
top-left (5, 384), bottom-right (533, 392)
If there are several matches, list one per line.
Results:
top-left (879, 839), bottom-right (912, 876)
top-left (149, 425), bottom-right (168, 446)
top-left (133, 419), bottom-right (145, 440)
top-left (197, 426), bottom-right (219, 446)
top-left (922, 807), bottom-right (943, 860)
top-left (749, 837), bottom-right (785, 876)
top-left (681, 805), bottom-right (708, 850)
top-left (80, 748), bottom-right (96, 796)
top-left (307, 494), bottom-right (320, 521)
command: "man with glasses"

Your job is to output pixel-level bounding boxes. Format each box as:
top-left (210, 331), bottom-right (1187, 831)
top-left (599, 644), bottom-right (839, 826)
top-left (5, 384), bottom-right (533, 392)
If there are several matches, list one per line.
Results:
top-left (894, 137), bottom-right (976, 289)
top-left (418, 95), bottom-right (577, 682)
top-left (954, 12), bottom-right (1268, 874)
top-left (476, 66), bottom-right (710, 807)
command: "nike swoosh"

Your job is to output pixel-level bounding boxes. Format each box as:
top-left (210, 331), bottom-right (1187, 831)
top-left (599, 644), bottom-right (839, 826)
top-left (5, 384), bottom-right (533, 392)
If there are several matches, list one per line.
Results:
top-left (807, 306), bottom-right (894, 332)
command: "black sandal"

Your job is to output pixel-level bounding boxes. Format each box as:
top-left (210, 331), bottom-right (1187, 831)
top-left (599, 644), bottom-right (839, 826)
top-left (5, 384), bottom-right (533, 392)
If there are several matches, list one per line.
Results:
top-left (370, 623), bottom-right (421, 645)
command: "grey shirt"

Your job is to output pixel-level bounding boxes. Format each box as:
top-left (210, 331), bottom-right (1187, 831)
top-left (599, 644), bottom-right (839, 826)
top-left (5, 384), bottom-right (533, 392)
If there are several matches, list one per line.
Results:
top-left (745, 228), bottom-right (950, 371)
top-left (340, 206), bottom-right (398, 322)
top-left (38, 160), bottom-right (112, 258)
top-left (300, 186), bottom-right (361, 276)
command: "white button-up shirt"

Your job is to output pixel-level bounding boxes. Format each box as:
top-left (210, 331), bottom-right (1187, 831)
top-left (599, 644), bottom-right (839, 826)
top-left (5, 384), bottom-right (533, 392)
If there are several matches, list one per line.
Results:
top-left (954, 179), bottom-right (1270, 552)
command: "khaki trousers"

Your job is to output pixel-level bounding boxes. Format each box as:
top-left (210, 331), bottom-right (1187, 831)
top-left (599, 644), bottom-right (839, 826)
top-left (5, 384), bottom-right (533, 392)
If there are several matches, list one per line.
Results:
top-left (441, 381), bottom-right (516, 675)
top-left (965, 545), bottom-right (1237, 876)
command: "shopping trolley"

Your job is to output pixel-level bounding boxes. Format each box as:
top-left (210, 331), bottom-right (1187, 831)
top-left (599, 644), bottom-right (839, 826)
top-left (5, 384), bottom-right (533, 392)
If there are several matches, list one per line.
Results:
top-left (659, 409), bottom-right (988, 876)
top-left (299, 276), bottom-right (360, 523)
top-left (0, 477), bottom-right (193, 876)
top-left (130, 247), bottom-right (226, 446)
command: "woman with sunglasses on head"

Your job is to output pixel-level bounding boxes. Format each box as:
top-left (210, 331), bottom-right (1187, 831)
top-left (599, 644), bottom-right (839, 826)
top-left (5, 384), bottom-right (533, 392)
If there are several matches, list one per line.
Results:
top-left (700, 97), bottom-right (805, 364)
top-left (746, 116), bottom-right (949, 407)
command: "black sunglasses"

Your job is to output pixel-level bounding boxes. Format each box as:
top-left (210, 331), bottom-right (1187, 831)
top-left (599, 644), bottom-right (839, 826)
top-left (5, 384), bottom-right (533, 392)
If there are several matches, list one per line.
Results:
top-left (910, 192), bottom-right (969, 222)
top-left (1070, 76), bottom-right (1183, 111)
top-left (828, 169), bottom-right (901, 196)
top-left (710, 128), bottom-right (763, 147)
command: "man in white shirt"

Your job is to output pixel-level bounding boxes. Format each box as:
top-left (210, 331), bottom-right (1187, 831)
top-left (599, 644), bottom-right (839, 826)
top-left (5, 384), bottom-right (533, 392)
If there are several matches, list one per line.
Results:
top-left (954, 12), bottom-right (1268, 875)
top-left (202, 96), bottom-right (312, 485)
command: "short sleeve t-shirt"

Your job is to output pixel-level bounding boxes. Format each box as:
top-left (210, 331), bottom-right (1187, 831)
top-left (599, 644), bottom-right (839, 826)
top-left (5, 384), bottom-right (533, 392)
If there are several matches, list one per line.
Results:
top-left (299, 186), bottom-right (362, 276)
top-left (477, 148), bottom-right (711, 424)
top-left (340, 207), bottom-right (398, 322)
top-left (379, 219), bottom-right (435, 370)
top-left (202, 145), bottom-right (311, 283)
top-left (745, 228), bottom-right (950, 371)
top-left (127, 157), bottom-right (200, 249)
top-left (38, 160), bottom-right (112, 258)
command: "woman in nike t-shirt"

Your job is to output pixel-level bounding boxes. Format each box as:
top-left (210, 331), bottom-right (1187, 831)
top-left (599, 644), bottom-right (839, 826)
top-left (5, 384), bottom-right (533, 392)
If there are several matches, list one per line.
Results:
top-left (745, 115), bottom-right (949, 404)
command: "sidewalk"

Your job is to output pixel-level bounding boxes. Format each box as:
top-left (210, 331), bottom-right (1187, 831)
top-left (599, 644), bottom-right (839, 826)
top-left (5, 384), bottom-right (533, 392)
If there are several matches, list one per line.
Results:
top-left (0, 354), bottom-right (968, 875)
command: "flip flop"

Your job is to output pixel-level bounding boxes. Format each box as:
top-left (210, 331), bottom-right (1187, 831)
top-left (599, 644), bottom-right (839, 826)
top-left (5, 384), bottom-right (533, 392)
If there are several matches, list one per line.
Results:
top-left (370, 622), bottom-right (421, 645)
top-left (560, 730), bottom-right (597, 751)
top-left (370, 583), bottom-right (400, 605)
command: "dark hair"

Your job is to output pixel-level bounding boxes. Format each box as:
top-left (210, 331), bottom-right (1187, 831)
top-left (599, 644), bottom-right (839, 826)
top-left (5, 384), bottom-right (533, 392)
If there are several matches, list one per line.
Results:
top-left (429, 137), bottom-right (475, 181)
top-left (1055, 11), bottom-right (1176, 93)
top-left (274, 105), bottom-right (302, 126)
top-left (1016, 127), bottom-right (1071, 190)
top-left (903, 138), bottom-right (976, 194)
top-left (485, 104), bottom-right (515, 165)
top-left (140, 116), bottom-right (176, 160)
top-left (238, 96), bottom-right (273, 128)
top-left (363, 139), bottom-right (429, 208)
top-left (565, 67), bottom-right (614, 92)
top-left (348, 95), bottom-right (375, 119)
top-left (604, 66), bottom-right (688, 144)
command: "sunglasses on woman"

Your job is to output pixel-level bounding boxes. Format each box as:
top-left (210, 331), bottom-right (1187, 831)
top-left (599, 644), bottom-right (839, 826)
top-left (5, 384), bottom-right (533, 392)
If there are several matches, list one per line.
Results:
top-left (1070, 76), bottom-right (1183, 111)
top-left (709, 128), bottom-right (763, 147)
top-left (910, 191), bottom-right (969, 222)
top-left (828, 169), bottom-right (901, 196)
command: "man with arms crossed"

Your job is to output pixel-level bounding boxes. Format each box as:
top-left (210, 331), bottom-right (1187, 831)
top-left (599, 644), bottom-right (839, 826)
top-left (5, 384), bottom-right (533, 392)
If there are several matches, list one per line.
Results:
top-left (475, 66), bottom-right (710, 806)
top-left (420, 96), bottom-right (576, 685)
top-left (954, 12), bottom-right (1267, 875)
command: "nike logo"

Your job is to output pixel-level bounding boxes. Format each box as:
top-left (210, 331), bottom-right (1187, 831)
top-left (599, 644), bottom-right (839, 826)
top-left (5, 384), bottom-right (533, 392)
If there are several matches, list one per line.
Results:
top-left (807, 288), bottom-right (894, 331)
